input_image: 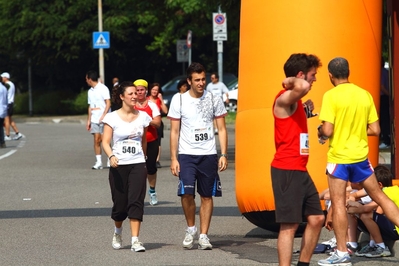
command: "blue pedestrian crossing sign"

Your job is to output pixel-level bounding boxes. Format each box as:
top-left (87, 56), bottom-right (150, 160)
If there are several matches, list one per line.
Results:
top-left (93, 32), bottom-right (110, 49)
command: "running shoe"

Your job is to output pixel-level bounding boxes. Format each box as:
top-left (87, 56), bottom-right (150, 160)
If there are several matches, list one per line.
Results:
top-left (182, 227), bottom-right (197, 249)
top-left (131, 239), bottom-right (145, 252)
top-left (365, 245), bottom-right (391, 258)
top-left (92, 161), bottom-right (103, 170)
top-left (318, 250), bottom-right (352, 265)
top-left (13, 133), bottom-right (22, 140)
top-left (149, 191), bottom-right (158, 205)
top-left (198, 235), bottom-right (213, 250)
top-left (355, 244), bottom-right (373, 257)
top-left (112, 233), bottom-right (122, 250)
top-left (4, 136), bottom-right (11, 141)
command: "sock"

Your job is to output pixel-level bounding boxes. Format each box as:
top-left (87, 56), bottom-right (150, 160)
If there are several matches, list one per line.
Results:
top-left (199, 233), bottom-right (207, 239)
top-left (115, 226), bottom-right (122, 235)
top-left (336, 250), bottom-right (348, 257)
top-left (369, 240), bottom-right (375, 247)
top-left (188, 226), bottom-right (196, 233)
top-left (297, 262), bottom-right (309, 266)
top-left (132, 236), bottom-right (138, 243)
top-left (15, 132), bottom-right (19, 134)
top-left (6, 135), bottom-right (9, 137)
top-left (347, 242), bottom-right (358, 248)
top-left (96, 155), bottom-right (102, 163)
top-left (149, 187), bottom-right (156, 193)
top-left (376, 242), bottom-right (385, 249)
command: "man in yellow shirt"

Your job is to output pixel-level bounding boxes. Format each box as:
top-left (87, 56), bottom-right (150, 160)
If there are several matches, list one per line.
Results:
top-left (317, 57), bottom-right (399, 266)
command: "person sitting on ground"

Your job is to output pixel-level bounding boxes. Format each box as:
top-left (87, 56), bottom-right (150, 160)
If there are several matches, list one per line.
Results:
top-left (319, 182), bottom-right (372, 255)
top-left (346, 165), bottom-right (399, 258)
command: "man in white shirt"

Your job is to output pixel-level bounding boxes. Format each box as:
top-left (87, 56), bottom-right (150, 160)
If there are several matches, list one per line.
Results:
top-left (168, 62), bottom-right (228, 251)
top-left (85, 70), bottom-right (111, 169)
top-left (2, 72), bottom-right (22, 140)
top-left (206, 73), bottom-right (229, 134)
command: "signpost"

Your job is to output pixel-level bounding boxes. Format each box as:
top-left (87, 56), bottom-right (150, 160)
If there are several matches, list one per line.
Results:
top-left (213, 10), bottom-right (227, 82)
top-left (187, 30), bottom-right (192, 66)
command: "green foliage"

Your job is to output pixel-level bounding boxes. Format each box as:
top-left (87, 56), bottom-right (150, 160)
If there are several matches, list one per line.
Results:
top-left (225, 112), bottom-right (236, 124)
top-left (13, 90), bottom-right (88, 115)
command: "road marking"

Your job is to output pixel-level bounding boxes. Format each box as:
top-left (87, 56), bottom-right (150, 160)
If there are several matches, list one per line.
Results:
top-left (0, 149), bottom-right (17, 160)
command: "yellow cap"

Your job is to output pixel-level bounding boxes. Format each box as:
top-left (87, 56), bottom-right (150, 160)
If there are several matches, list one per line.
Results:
top-left (133, 79), bottom-right (148, 88)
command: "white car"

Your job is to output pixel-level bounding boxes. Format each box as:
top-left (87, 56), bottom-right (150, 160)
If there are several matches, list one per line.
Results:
top-left (223, 80), bottom-right (238, 112)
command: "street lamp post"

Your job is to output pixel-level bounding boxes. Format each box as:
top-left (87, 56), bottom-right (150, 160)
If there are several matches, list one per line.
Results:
top-left (98, 0), bottom-right (104, 82)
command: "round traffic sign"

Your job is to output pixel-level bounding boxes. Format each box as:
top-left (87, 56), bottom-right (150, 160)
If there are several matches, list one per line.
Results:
top-left (187, 30), bottom-right (192, 48)
top-left (214, 14), bottom-right (225, 25)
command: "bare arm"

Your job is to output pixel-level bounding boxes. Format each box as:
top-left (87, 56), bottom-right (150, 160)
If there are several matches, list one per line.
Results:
top-left (277, 77), bottom-right (311, 107)
top-left (170, 119), bottom-right (180, 176)
top-left (99, 99), bottom-right (111, 123)
top-left (103, 124), bottom-right (118, 167)
top-left (216, 117), bottom-right (228, 171)
top-left (151, 115), bottom-right (162, 128)
top-left (367, 121), bottom-right (380, 136)
top-left (86, 105), bottom-right (92, 131)
top-left (346, 200), bottom-right (378, 214)
top-left (157, 94), bottom-right (169, 114)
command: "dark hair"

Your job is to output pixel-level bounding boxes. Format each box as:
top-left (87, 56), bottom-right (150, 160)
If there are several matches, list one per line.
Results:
top-left (187, 62), bottom-right (206, 80)
top-left (374, 165), bottom-right (393, 187)
top-left (211, 72), bottom-right (219, 79)
top-left (283, 53), bottom-right (322, 77)
top-left (328, 57), bottom-right (350, 79)
top-left (86, 70), bottom-right (99, 81)
top-left (148, 82), bottom-right (162, 96)
top-left (112, 81), bottom-right (135, 108)
top-left (177, 79), bottom-right (188, 92)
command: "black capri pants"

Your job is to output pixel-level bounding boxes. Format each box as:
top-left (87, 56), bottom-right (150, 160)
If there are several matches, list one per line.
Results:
top-left (109, 163), bottom-right (147, 221)
top-left (146, 140), bottom-right (159, 175)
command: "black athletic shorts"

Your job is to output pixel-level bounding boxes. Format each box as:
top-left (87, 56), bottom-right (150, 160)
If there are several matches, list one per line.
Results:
top-left (271, 167), bottom-right (323, 223)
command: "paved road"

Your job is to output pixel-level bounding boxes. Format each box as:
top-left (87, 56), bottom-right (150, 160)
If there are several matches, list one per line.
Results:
top-left (0, 117), bottom-right (398, 265)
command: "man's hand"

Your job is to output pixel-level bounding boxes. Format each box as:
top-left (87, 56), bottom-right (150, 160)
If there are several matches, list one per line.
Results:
top-left (303, 99), bottom-right (317, 118)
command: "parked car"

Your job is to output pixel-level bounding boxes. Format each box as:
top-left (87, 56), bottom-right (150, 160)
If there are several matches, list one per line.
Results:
top-left (161, 73), bottom-right (237, 109)
top-left (224, 78), bottom-right (238, 112)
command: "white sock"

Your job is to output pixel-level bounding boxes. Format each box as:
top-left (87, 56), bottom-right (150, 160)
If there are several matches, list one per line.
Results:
top-left (132, 236), bottom-right (138, 243)
top-left (347, 242), bottom-right (357, 248)
top-left (188, 226), bottom-right (196, 232)
top-left (369, 240), bottom-right (376, 247)
top-left (199, 234), bottom-right (207, 239)
top-left (115, 226), bottom-right (122, 235)
top-left (336, 249), bottom-right (348, 257)
top-left (376, 242), bottom-right (385, 249)
top-left (96, 155), bottom-right (102, 163)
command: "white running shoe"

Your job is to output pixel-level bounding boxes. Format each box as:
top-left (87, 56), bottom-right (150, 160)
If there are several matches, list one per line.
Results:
top-left (198, 235), bottom-right (213, 250)
top-left (92, 161), bottom-right (103, 170)
top-left (112, 233), bottom-right (122, 250)
top-left (149, 191), bottom-right (158, 205)
top-left (182, 227), bottom-right (197, 249)
top-left (4, 136), bottom-right (11, 141)
top-left (12, 133), bottom-right (22, 140)
top-left (131, 240), bottom-right (145, 252)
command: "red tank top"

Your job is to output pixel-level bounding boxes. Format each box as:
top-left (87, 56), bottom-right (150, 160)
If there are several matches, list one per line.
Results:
top-left (135, 103), bottom-right (158, 142)
top-left (271, 90), bottom-right (309, 171)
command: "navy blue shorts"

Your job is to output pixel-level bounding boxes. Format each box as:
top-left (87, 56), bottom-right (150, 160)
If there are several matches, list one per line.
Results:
top-left (177, 154), bottom-right (222, 197)
top-left (373, 212), bottom-right (399, 240)
top-left (326, 159), bottom-right (374, 183)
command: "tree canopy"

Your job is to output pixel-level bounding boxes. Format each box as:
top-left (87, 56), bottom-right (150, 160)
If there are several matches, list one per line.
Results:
top-left (0, 0), bottom-right (240, 92)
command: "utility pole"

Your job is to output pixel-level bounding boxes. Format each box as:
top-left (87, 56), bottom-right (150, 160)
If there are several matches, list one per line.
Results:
top-left (98, 0), bottom-right (104, 82)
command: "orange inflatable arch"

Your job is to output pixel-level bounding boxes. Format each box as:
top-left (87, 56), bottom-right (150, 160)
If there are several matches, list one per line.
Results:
top-left (236, 0), bottom-right (384, 231)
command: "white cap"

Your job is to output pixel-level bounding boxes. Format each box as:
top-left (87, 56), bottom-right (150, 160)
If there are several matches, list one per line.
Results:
top-left (1, 72), bottom-right (10, 79)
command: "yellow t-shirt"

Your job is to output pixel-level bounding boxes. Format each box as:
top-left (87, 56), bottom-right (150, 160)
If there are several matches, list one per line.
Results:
top-left (319, 83), bottom-right (379, 163)
top-left (382, 186), bottom-right (399, 234)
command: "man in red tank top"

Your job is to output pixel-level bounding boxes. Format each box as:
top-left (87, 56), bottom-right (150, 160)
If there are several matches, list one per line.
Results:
top-left (271, 53), bottom-right (324, 266)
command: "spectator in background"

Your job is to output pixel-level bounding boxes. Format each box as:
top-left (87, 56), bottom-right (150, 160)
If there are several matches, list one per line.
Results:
top-left (0, 81), bottom-right (7, 148)
top-left (379, 61), bottom-right (390, 149)
top-left (177, 79), bottom-right (189, 94)
top-left (112, 77), bottom-right (119, 87)
top-left (206, 73), bottom-right (229, 135)
top-left (134, 79), bottom-right (161, 206)
top-left (2, 72), bottom-right (22, 141)
top-left (147, 83), bottom-right (168, 168)
top-left (85, 70), bottom-right (111, 170)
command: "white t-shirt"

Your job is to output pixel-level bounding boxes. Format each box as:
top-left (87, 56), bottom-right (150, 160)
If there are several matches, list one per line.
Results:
top-left (88, 82), bottom-right (110, 123)
top-left (5, 80), bottom-right (15, 103)
top-left (167, 90), bottom-right (227, 155)
top-left (103, 110), bottom-right (152, 165)
top-left (206, 81), bottom-right (229, 99)
top-left (0, 83), bottom-right (7, 118)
